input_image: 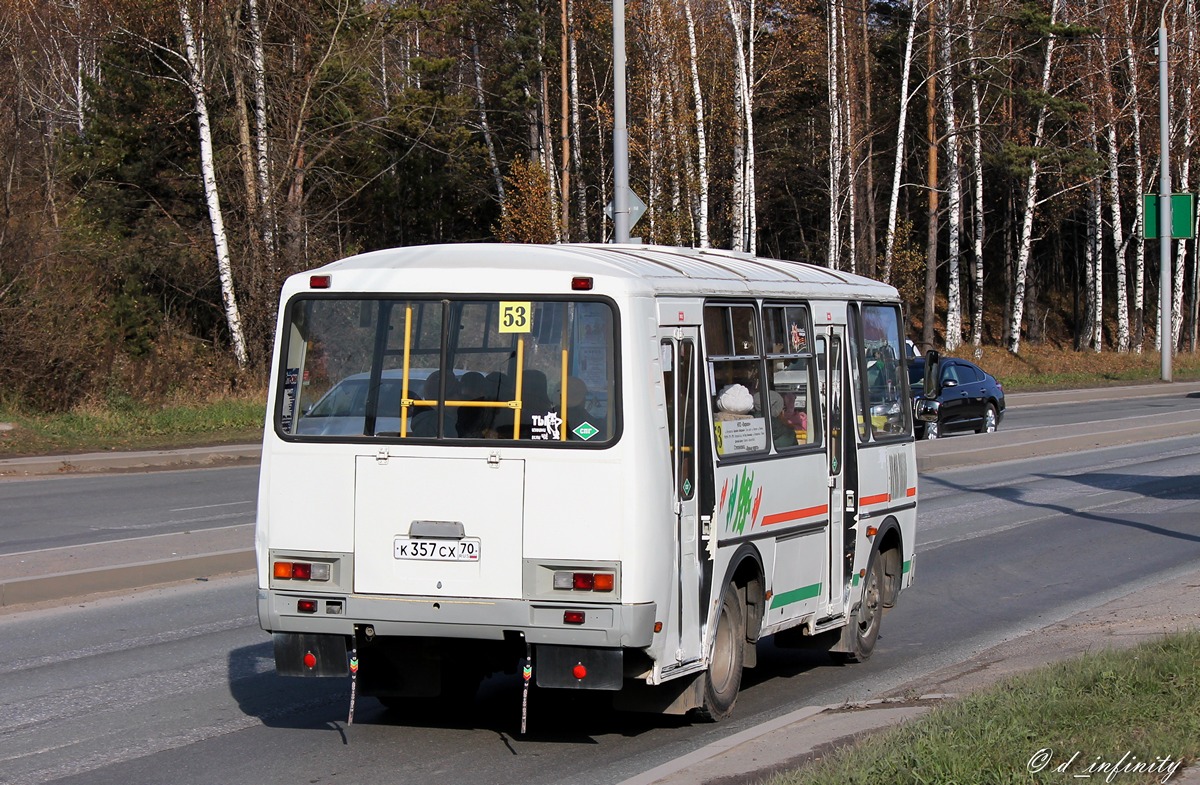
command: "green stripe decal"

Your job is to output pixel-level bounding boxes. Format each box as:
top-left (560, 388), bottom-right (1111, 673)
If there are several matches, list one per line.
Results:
top-left (902, 559), bottom-right (912, 574)
top-left (770, 583), bottom-right (822, 609)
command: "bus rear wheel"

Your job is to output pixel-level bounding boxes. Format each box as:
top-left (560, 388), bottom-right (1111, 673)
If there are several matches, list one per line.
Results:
top-left (696, 583), bottom-right (745, 722)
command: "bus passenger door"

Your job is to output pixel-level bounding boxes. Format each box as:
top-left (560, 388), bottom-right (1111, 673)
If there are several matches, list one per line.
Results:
top-left (660, 330), bottom-right (704, 665)
top-left (822, 331), bottom-right (851, 615)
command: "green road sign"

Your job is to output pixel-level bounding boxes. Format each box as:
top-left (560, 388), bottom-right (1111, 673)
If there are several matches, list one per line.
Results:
top-left (1143, 193), bottom-right (1196, 239)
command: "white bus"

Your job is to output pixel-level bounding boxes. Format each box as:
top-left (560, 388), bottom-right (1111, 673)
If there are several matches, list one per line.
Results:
top-left (256, 243), bottom-right (918, 721)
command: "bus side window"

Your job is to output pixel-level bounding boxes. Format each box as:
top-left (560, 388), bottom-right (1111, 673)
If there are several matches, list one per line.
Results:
top-left (764, 304), bottom-right (818, 449)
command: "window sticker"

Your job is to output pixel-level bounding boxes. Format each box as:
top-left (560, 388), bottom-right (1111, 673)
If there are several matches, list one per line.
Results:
top-left (530, 410), bottom-right (563, 439)
top-left (499, 301), bottom-right (532, 333)
top-left (281, 368), bottom-right (299, 432)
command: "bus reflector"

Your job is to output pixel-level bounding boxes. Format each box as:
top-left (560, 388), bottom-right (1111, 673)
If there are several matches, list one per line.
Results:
top-left (310, 274), bottom-right (331, 289)
top-left (563, 611), bottom-right (585, 624)
top-left (304, 651), bottom-right (317, 669)
top-left (297, 600), bottom-right (318, 614)
top-left (573, 664), bottom-right (588, 679)
top-left (571, 276), bottom-right (593, 291)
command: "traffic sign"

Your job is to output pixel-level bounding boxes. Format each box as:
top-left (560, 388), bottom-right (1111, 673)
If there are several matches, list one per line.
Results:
top-left (1143, 193), bottom-right (1195, 239)
top-left (604, 188), bottom-right (647, 230)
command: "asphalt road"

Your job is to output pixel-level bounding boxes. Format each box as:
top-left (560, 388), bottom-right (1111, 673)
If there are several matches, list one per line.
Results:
top-left (2, 412), bottom-right (1199, 784)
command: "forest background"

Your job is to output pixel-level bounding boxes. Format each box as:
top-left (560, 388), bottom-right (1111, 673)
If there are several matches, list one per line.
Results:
top-left (1, 0), bottom-right (1199, 413)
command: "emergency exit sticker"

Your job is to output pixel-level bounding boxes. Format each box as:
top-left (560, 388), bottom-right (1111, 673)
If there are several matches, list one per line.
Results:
top-left (499, 301), bottom-right (532, 333)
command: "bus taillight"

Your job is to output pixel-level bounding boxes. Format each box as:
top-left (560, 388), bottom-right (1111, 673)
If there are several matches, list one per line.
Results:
top-left (273, 560), bottom-right (331, 581)
top-left (554, 571), bottom-right (615, 592)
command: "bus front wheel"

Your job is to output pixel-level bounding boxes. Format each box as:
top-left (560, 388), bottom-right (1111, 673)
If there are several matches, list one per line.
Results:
top-left (696, 583), bottom-right (745, 722)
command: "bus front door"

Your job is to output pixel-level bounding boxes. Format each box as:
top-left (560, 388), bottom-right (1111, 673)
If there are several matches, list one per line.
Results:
top-left (660, 330), bottom-right (704, 666)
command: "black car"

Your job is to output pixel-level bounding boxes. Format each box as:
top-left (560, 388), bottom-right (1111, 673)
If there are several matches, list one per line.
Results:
top-left (909, 356), bottom-right (1005, 439)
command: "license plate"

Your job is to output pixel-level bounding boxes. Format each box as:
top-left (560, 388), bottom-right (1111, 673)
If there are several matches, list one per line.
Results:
top-left (394, 537), bottom-right (481, 562)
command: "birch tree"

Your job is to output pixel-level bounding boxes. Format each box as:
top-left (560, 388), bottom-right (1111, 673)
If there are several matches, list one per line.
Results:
top-left (178, 0), bottom-right (249, 368)
top-left (1171, 0), bottom-right (1195, 350)
top-left (939, 0), bottom-right (963, 352)
top-left (1007, 0), bottom-right (1060, 355)
top-left (882, 0), bottom-right (922, 282)
top-left (684, 0), bottom-right (709, 247)
top-left (1099, 15), bottom-right (1131, 352)
top-left (1120, 0), bottom-right (1147, 351)
top-left (965, 0), bottom-right (985, 351)
top-left (825, 0), bottom-right (844, 268)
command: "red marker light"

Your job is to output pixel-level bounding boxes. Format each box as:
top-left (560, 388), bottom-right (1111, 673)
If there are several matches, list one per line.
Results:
top-left (571, 276), bottom-right (593, 291)
top-left (303, 651), bottom-right (317, 669)
top-left (563, 611), bottom-right (585, 625)
top-left (297, 599), bottom-right (318, 614)
top-left (573, 664), bottom-right (588, 680)
top-left (310, 274), bottom-right (331, 289)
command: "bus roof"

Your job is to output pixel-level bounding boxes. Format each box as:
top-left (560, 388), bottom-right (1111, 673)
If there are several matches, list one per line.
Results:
top-left (292, 243), bottom-right (900, 301)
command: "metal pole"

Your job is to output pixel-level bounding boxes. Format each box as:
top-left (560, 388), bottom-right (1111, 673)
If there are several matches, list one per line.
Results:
top-left (612, 0), bottom-right (630, 243)
top-left (1158, 11), bottom-right (1172, 381)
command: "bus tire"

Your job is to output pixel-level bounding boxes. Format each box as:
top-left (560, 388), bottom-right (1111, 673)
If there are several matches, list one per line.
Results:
top-left (696, 583), bottom-right (745, 722)
top-left (834, 553), bottom-right (883, 663)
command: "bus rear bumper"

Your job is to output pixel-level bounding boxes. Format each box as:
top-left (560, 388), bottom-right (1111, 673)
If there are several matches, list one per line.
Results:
top-left (257, 589), bottom-right (657, 649)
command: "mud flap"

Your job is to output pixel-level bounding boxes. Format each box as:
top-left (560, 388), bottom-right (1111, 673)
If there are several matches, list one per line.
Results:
top-left (273, 632), bottom-right (349, 676)
top-left (535, 645), bottom-right (623, 690)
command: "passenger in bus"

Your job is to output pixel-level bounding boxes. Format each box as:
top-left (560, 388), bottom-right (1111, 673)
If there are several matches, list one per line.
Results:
top-left (780, 391), bottom-right (808, 441)
top-left (766, 390), bottom-right (798, 449)
top-left (452, 371), bottom-right (489, 438)
top-left (410, 372), bottom-right (458, 437)
top-left (563, 376), bottom-right (605, 439)
top-left (714, 383), bottom-right (754, 420)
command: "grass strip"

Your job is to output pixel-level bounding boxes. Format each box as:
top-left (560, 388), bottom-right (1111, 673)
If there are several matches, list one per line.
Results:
top-left (768, 631), bottom-right (1200, 785)
top-left (0, 397), bottom-right (265, 457)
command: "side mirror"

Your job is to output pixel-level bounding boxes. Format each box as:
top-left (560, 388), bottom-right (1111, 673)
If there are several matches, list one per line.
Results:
top-left (923, 350), bottom-right (941, 398)
top-left (915, 397), bottom-right (941, 423)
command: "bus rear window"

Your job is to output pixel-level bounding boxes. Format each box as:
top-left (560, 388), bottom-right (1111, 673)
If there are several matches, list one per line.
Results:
top-left (277, 297), bottom-right (618, 445)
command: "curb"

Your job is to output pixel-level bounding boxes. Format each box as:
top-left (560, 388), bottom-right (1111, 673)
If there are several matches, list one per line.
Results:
top-left (0, 549), bottom-right (255, 608)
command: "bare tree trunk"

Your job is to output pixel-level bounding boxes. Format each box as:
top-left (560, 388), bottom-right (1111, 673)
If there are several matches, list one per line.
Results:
top-left (1121, 0), bottom-right (1146, 351)
top-left (470, 33), bottom-right (505, 210)
top-left (922, 0), bottom-right (937, 350)
top-left (882, 0), bottom-right (921, 282)
top-left (179, 0), bottom-right (248, 368)
top-left (248, 0), bottom-right (274, 256)
top-left (966, 0), bottom-right (984, 351)
top-left (858, 0), bottom-right (877, 277)
top-left (1007, 0), bottom-right (1060, 355)
top-left (939, 0), bottom-right (962, 351)
top-left (1100, 22), bottom-right (1131, 353)
top-left (727, 0), bottom-right (753, 253)
top-left (559, 0), bottom-right (570, 240)
top-left (684, 0), bottom-right (709, 247)
top-left (826, 0), bottom-right (843, 268)
top-left (1172, 0), bottom-right (1194, 351)
top-left (568, 0), bottom-right (587, 240)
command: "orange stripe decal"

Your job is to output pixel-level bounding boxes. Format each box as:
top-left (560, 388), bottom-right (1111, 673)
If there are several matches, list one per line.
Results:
top-left (859, 493), bottom-right (890, 506)
top-left (762, 505), bottom-right (828, 526)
